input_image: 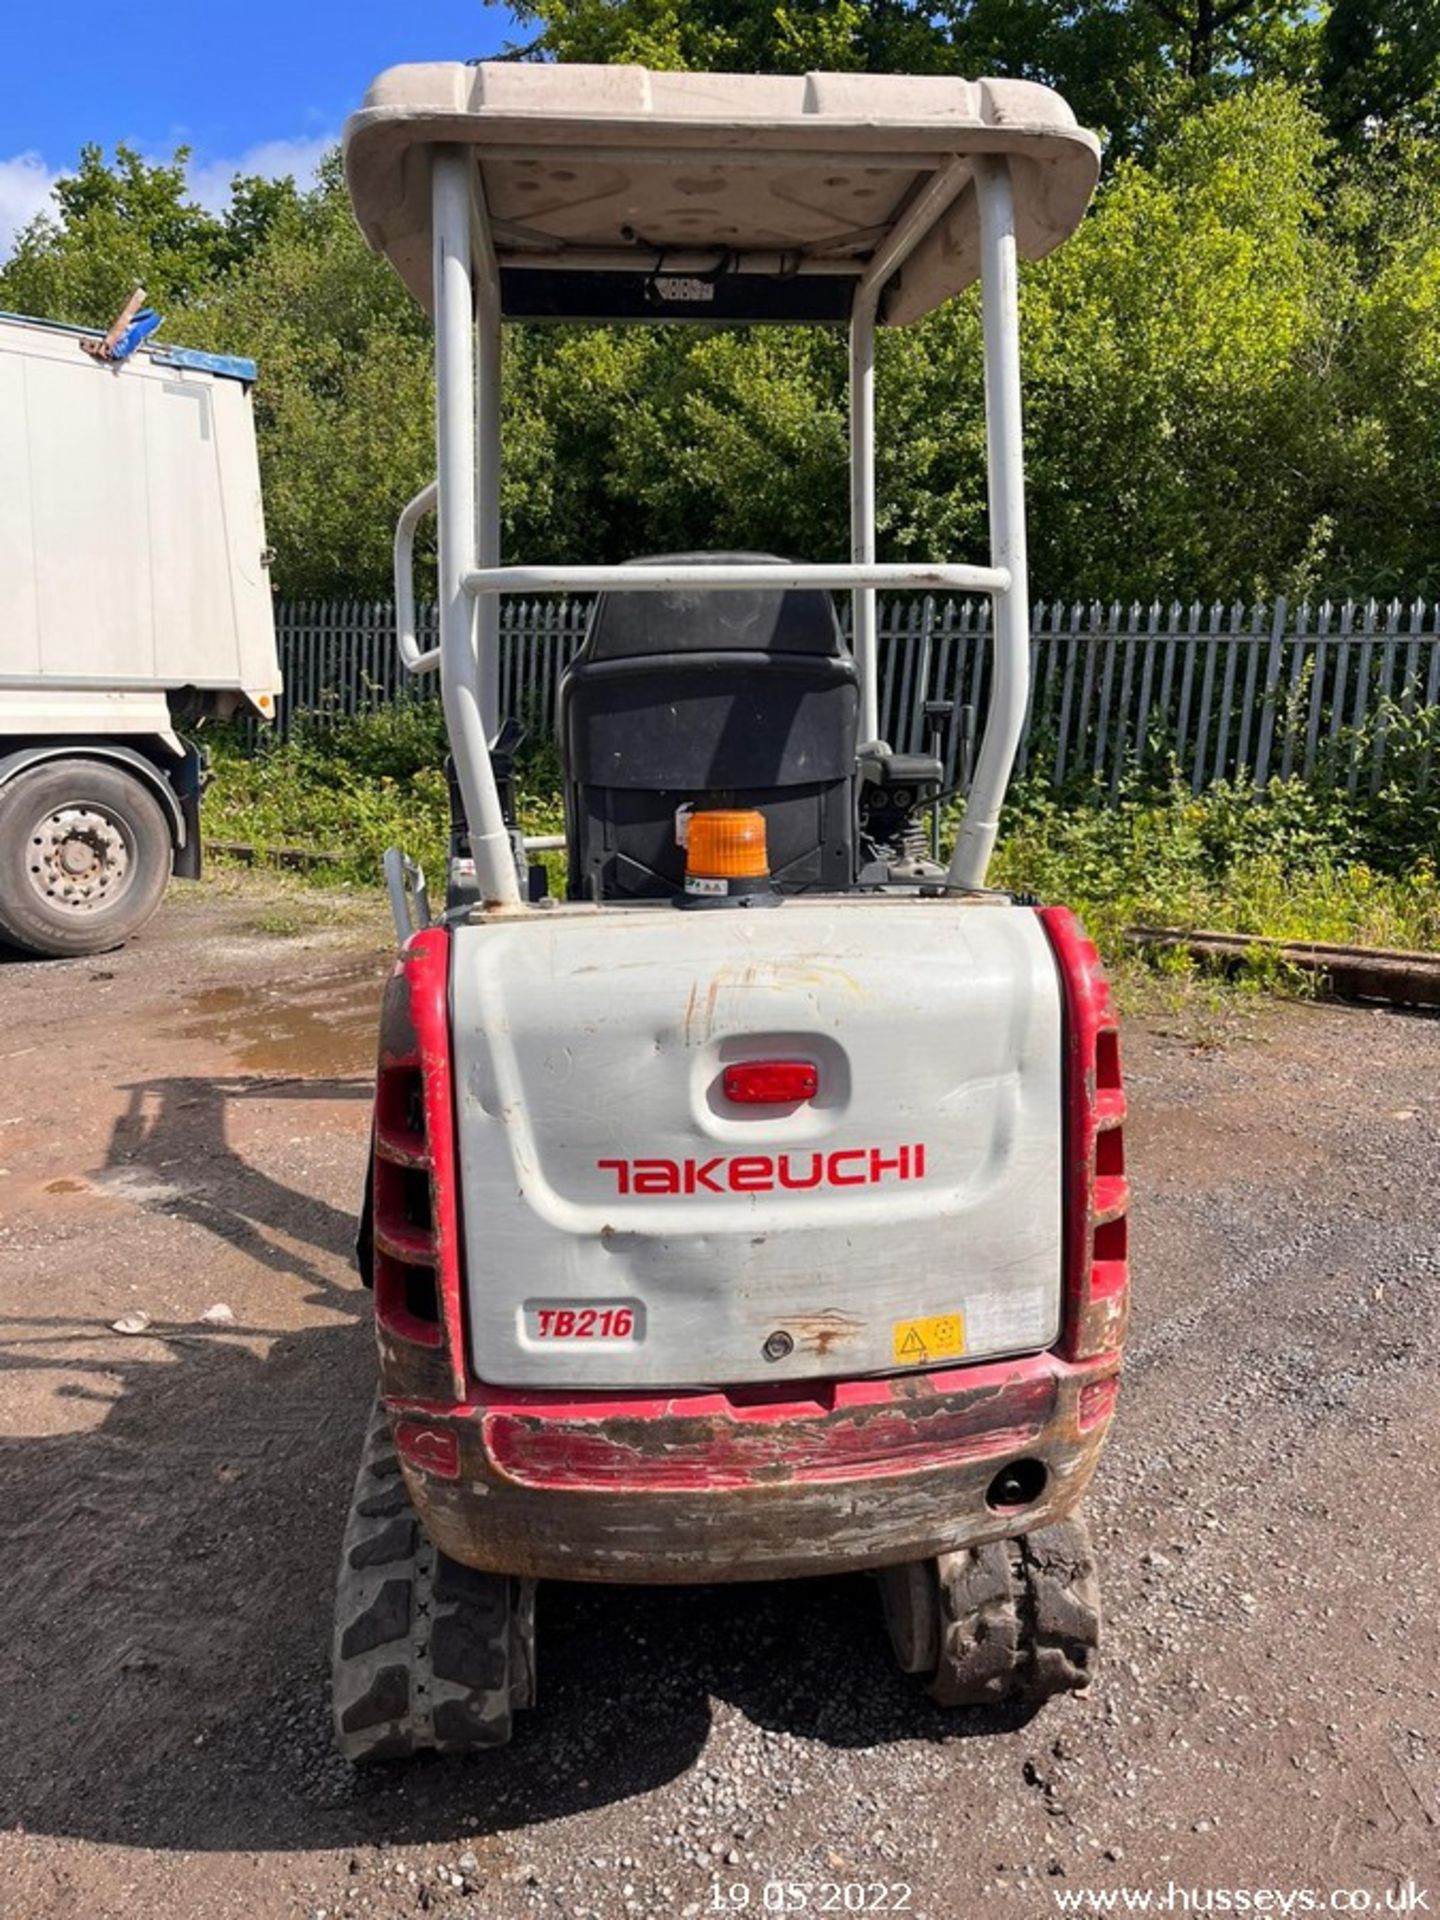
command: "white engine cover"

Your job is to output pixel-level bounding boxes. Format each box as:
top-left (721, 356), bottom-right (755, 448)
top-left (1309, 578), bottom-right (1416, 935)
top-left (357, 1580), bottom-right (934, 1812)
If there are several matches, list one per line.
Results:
top-left (451, 897), bottom-right (1064, 1388)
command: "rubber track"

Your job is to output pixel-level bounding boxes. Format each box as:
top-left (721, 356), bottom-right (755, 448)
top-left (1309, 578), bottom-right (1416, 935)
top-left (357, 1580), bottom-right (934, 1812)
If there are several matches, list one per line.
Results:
top-left (930, 1514), bottom-right (1101, 1706)
top-left (331, 1398), bottom-right (535, 1760)
top-left (1014, 1516), bottom-right (1102, 1699)
top-left (930, 1540), bottom-right (1020, 1706)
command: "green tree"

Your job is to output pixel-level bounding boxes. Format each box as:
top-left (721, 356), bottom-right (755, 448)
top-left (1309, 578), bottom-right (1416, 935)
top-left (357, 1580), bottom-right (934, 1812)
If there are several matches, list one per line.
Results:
top-left (218, 173), bottom-right (309, 268)
top-left (498, 82), bottom-right (1356, 603)
top-left (0, 144), bottom-right (229, 323)
top-left (1319, 0), bottom-right (1440, 142)
top-left (168, 156), bottom-right (440, 598)
top-left (8, 68), bottom-right (1440, 603)
top-left (1013, 82), bottom-right (1337, 597)
top-left (490, 0), bottom-right (1316, 150)
top-left (498, 0), bottom-right (930, 73)
top-left (1140, 0), bottom-right (1306, 84)
top-left (1320, 126), bottom-right (1440, 592)
top-left (0, 144), bottom-right (312, 326)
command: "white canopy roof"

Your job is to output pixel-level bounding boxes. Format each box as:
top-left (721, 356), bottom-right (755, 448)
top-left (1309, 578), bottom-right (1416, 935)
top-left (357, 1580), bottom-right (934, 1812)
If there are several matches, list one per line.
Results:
top-left (344, 62), bottom-right (1099, 326)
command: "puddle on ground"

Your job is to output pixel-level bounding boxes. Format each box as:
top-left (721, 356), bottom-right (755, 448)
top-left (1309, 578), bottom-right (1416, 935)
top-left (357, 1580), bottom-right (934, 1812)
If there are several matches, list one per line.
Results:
top-left (175, 955), bottom-right (387, 1075)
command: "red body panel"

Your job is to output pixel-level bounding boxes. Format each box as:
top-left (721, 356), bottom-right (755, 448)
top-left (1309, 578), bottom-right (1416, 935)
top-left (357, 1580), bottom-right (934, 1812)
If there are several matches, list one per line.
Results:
top-left (1039, 905), bottom-right (1130, 1362)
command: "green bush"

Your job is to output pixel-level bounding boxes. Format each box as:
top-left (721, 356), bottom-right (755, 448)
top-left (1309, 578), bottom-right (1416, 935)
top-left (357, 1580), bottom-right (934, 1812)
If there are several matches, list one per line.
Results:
top-left (287, 699), bottom-right (451, 784)
top-left (203, 709), bottom-right (552, 884)
top-left (204, 722), bottom-right (449, 885)
top-left (991, 770), bottom-right (1440, 956)
top-left (204, 707), bottom-right (1440, 968)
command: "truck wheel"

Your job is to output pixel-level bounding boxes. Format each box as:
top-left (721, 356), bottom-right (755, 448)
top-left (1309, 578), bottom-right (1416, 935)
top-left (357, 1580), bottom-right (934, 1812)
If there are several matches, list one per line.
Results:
top-left (0, 761), bottom-right (172, 958)
top-left (876, 1513), bottom-right (1101, 1707)
top-left (332, 1398), bottom-right (537, 1761)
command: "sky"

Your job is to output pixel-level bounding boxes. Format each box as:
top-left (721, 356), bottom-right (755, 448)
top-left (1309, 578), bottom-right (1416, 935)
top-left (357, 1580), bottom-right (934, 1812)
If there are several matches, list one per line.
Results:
top-left (0, 3), bottom-right (523, 256)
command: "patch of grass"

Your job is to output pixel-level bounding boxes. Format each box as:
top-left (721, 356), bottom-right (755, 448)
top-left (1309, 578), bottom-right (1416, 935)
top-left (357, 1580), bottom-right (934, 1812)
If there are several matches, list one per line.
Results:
top-left (988, 774), bottom-right (1440, 964)
top-left (1114, 963), bottom-right (1266, 1050)
top-left (204, 708), bottom-right (562, 892)
top-left (249, 904), bottom-right (345, 937)
top-left (206, 716), bottom-right (1439, 1019)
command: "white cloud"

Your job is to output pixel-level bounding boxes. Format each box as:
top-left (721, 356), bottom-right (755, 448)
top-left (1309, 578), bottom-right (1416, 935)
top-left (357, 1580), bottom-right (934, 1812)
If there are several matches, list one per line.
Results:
top-left (0, 151), bottom-right (62, 254)
top-left (187, 132), bottom-right (334, 212)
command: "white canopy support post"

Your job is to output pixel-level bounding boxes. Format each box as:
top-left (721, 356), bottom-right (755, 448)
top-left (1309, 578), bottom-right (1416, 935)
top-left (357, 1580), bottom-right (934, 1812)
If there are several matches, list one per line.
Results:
top-left (849, 305), bottom-right (878, 744)
top-left (432, 146), bottom-right (521, 907)
top-left (471, 173), bottom-right (504, 739)
top-left (950, 155), bottom-right (1030, 892)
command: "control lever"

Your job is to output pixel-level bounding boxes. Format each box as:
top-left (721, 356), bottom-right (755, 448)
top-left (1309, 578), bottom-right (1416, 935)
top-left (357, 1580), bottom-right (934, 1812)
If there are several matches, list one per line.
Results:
top-left (923, 699), bottom-right (952, 861)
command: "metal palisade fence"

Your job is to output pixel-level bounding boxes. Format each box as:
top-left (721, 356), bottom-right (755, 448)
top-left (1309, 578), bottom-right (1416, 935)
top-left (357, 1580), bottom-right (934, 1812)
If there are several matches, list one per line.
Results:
top-left (271, 594), bottom-right (1440, 796)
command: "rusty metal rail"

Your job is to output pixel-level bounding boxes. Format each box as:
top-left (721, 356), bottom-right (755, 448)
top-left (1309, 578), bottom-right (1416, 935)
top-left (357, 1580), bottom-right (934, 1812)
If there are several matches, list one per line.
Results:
top-left (1126, 926), bottom-right (1440, 1009)
top-left (205, 838), bottom-right (342, 873)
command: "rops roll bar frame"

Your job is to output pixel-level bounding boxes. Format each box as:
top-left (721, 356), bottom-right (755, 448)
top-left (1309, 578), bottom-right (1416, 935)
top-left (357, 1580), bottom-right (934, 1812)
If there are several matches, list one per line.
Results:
top-left (403, 146), bottom-right (1032, 908)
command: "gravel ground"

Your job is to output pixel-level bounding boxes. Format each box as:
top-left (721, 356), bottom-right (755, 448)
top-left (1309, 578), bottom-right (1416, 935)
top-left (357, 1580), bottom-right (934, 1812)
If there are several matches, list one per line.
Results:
top-left (1, 877), bottom-right (1436, 1920)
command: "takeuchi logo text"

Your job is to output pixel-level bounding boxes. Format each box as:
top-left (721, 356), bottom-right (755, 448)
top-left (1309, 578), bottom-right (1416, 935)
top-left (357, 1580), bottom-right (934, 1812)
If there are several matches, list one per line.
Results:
top-left (596, 1145), bottom-right (928, 1196)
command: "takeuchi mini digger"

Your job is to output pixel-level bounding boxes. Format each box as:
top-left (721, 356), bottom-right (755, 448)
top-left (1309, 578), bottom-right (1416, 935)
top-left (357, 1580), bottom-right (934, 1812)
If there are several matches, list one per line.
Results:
top-left (332, 60), bottom-right (1128, 1757)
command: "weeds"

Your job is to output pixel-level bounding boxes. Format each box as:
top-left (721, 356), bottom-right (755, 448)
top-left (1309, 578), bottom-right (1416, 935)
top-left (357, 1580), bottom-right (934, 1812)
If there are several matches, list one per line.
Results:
top-left (204, 707), bottom-right (1440, 992)
top-left (204, 706), bottom-right (562, 891)
top-left (989, 755), bottom-right (1440, 963)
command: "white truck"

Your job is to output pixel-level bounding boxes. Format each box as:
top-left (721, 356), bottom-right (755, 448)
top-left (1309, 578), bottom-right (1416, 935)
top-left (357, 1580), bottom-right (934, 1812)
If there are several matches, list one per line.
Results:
top-left (0, 309), bottom-right (280, 956)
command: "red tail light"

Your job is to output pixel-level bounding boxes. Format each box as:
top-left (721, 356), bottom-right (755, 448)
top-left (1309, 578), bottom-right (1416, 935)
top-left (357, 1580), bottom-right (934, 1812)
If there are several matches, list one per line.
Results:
top-left (1038, 906), bottom-right (1129, 1362)
top-left (372, 927), bottom-right (466, 1401)
top-left (723, 1060), bottom-right (818, 1105)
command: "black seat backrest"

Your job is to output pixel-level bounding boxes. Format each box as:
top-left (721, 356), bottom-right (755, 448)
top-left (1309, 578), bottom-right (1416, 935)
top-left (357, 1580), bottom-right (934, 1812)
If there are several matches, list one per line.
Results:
top-left (558, 553), bottom-right (859, 901)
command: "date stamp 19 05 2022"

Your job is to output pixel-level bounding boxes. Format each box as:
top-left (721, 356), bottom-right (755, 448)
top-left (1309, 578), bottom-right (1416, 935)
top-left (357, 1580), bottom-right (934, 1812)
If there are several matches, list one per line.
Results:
top-left (709, 1881), bottom-right (915, 1913)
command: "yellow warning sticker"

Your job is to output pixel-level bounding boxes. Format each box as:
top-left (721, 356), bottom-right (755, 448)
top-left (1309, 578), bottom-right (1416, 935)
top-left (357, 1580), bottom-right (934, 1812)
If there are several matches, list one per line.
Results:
top-left (892, 1312), bottom-right (965, 1366)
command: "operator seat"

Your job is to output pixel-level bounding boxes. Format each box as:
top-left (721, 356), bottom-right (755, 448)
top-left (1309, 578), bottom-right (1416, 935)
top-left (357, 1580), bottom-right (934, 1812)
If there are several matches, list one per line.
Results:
top-left (557, 553), bottom-right (860, 901)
